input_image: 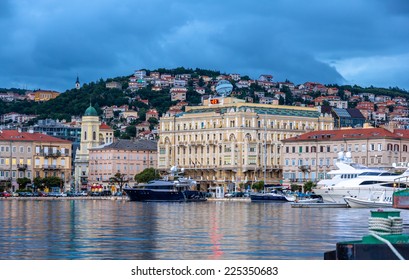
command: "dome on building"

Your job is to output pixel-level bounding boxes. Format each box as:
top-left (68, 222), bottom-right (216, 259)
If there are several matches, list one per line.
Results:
top-left (84, 105), bottom-right (98, 116)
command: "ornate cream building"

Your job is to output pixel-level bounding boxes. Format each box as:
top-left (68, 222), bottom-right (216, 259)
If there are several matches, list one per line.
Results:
top-left (158, 97), bottom-right (334, 192)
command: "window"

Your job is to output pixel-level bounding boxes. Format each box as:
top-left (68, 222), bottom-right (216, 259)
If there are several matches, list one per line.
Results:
top-left (19, 146), bottom-right (24, 153)
top-left (93, 131), bottom-right (96, 141)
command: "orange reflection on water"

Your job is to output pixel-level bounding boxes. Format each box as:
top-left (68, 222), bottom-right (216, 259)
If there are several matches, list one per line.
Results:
top-left (209, 214), bottom-right (223, 259)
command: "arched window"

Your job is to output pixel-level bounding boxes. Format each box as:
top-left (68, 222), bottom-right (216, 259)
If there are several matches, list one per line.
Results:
top-left (404, 145), bottom-right (408, 152)
top-left (311, 146), bottom-right (317, 153)
top-left (93, 131), bottom-right (96, 141)
top-left (84, 131), bottom-right (87, 141)
top-left (387, 144), bottom-right (393, 151)
top-left (394, 144), bottom-right (399, 152)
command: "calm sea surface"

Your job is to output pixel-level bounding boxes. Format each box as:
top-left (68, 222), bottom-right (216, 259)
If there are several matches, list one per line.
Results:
top-left (1, 199), bottom-right (408, 260)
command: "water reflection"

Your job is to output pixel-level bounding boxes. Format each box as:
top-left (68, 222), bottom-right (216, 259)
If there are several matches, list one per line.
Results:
top-left (0, 199), bottom-right (408, 260)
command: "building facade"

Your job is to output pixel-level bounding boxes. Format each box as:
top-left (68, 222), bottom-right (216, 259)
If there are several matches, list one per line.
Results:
top-left (0, 130), bottom-right (72, 191)
top-left (280, 127), bottom-right (409, 186)
top-left (88, 139), bottom-right (157, 190)
top-left (158, 97), bottom-right (334, 192)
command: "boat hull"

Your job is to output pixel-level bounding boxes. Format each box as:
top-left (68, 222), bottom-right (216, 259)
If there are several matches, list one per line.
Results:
top-left (250, 194), bottom-right (294, 202)
top-left (344, 196), bottom-right (392, 208)
top-left (291, 202), bottom-right (349, 208)
top-left (314, 187), bottom-right (398, 204)
top-left (124, 188), bottom-right (207, 202)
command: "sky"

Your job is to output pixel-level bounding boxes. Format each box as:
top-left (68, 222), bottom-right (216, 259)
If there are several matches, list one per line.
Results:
top-left (1, 0), bottom-right (409, 93)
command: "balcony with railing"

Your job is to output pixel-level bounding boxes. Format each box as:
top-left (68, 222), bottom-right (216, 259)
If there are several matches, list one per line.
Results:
top-left (17, 164), bottom-right (28, 170)
top-left (298, 165), bottom-right (311, 172)
top-left (41, 165), bottom-right (63, 170)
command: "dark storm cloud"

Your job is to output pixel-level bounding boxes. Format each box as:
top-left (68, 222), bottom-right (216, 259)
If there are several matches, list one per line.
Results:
top-left (0, 0), bottom-right (408, 91)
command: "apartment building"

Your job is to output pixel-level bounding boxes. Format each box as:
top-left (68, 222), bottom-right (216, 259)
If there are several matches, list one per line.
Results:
top-left (280, 126), bottom-right (409, 186)
top-left (88, 139), bottom-right (157, 189)
top-left (158, 96), bottom-right (334, 192)
top-left (33, 90), bottom-right (60, 102)
top-left (0, 129), bottom-right (72, 191)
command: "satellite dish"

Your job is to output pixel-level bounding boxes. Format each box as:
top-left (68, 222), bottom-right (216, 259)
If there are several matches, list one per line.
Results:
top-left (215, 80), bottom-right (233, 97)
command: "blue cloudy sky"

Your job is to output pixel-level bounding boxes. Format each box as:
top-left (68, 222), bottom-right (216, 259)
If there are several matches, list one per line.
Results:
top-left (1, 0), bottom-right (408, 92)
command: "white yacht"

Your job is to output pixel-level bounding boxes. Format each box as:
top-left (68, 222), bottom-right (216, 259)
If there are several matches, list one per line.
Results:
top-left (313, 152), bottom-right (409, 203)
top-left (315, 152), bottom-right (385, 189)
top-left (314, 168), bottom-right (409, 203)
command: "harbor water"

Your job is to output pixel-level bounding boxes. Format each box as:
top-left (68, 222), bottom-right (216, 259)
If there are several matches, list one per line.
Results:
top-left (1, 199), bottom-right (409, 260)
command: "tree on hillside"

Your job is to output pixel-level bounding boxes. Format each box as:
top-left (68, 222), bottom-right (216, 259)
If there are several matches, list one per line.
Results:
top-left (125, 125), bottom-right (137, 138)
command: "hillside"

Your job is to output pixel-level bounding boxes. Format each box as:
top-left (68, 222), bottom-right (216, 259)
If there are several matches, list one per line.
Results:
top-left (1, 67), bottom-right (409, 123)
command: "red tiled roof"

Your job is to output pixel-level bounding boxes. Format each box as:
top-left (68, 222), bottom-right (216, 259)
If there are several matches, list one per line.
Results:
top-left (99, 123), bottom-right (111, 130)
top-left (282, 127), bottom-right (400, 143)
top-left (394, 129), bottom-right (409, 138)
top-left (0, 130), bottom-right (71, 143)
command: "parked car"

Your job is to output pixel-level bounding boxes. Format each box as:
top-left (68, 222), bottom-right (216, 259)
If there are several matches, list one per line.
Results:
top-left (79, 191), bottom-right (88, 196)
top-left (224, 192), bottom-right (245, 198)
top-left (100, 190), bottom-right (112, 196)
top-left (18, 192), bottom-right (33, 197)
top-left (48, 192), bottom-right (64, 197)
top-left (0, 191), bottom-right (11, 197)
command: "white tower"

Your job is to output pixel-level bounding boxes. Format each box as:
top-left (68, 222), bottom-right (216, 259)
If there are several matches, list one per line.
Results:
top-left (74, 104), bottom-right (100, 190)
top-left (75, 75), bottom-right (81, 90)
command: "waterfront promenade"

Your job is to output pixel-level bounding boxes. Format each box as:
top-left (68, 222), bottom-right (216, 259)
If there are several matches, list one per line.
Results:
top-left (0, 196), bottom-right (251, 202)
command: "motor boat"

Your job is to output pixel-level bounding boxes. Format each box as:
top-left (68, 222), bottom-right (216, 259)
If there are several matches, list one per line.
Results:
top-left (315, 151), bottom-right (385, 189)
top-left (250, 186), bottom-right (296, 202)
top-left (314, 168), bottom-right (409, 203)
top-left (123, 166), bottom-right (207, 202)
top-left (344, 190), bottom-right (392, 208)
